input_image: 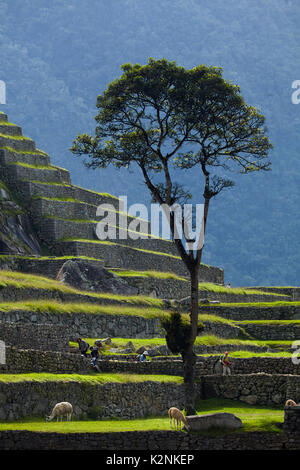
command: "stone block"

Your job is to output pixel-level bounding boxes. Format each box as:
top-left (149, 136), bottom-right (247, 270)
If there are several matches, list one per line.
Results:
top-left (186, 412), bottom-right (243, 431)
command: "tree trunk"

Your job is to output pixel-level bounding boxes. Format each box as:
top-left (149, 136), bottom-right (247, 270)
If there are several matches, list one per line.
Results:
top-left (182, 266), bottom-right (199, 415)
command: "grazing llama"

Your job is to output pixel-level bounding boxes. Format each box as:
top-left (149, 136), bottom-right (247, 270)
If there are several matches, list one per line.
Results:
top-left (46, 402), bottom-right (73, 422)
top-left (285, 399), bottom-right (297, 406)
top-left (168, 407), bottom-right (190, 431)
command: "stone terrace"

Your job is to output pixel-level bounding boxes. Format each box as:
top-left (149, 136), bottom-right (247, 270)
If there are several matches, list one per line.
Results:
top-left (0, 111), bottom-right (223, 283)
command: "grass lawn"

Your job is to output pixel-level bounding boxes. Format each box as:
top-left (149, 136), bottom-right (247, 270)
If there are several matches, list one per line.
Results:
top-left (0, 399), bottom-right (283, 434)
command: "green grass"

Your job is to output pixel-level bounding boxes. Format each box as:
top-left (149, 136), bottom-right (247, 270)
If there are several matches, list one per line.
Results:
top-left (72, 184), bottom-right (119, 200)
top-left (110, 269), bottom-right (187, 280)
top-left (28, 180), bottom-right (71, 187)
top-left (0, 300), bottom-right (172, 320)
top-left (33, 195), bottom-right (87, 202)
top-left (74, 335), bottom-right (292, 358)
top-left (0, 372), bottom-right (182, 385)
top-left (9, 161), bottom-right (54, 170)
top-left (0, 417), bottom-right (171, 433)
top-left (61, 238), bottom-right (183, 259)
top-left (0, 398), bottom-right (284, 434)
top-left (197, 283), bottom-right (289, 297)
top-left (0, 270), bottom-right (168, 308)
top-left (237, 319), bottom-right (300, 325)
top-left (204, 300), bottom-right (300, 308)
top-left (0, 133), bottom-right (32, 141)
top-left (0, 121), bottom-right (18, 127)
top-left (0, 146), bottom-right (48, 156)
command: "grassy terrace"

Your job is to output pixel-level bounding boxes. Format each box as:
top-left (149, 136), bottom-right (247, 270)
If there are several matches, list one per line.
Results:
top-left (85, 335), bottom-right (292, 350)
top-left (110, 269), bottom-right (187, 280)
top-left (0, 146), bottom-right (48, 156)
top-left (0, 133), bottom-right (32, 141)
top-left (203, 300), bottom-right (300, 308)
top-left (0, 300), bottom-right (237, 332)
top-left (72, 335), bottom-right (293, 357)
top-left (0, 300), bottom-right (170, 320)
top-left (0, 266), bottom-right (292, 297)
top-left (0, 270), bottom-right (177, 309)
top-left (237, 319), bottom-right (300, 325)
top-left (0, 121), bottom-right (18, 127)
top-left (0, 399), bottom-right (284, 434)
top-left (27, 180), bottom-right (120, 200)
top-left (46, 216), bottom-right (169, 242)
top-left (197, 283), bottom-right (289, 297)
top-left (0, 372), bottom-right (182, 384)
top-left (61, 238), bottom-right (185, 260)
top-left (9, 161), bottom-right (55, 171)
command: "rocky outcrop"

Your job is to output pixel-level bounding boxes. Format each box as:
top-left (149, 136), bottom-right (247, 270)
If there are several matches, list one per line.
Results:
top-left (56, 259), bottom-right (138, 295)
top-left (0, 183), bottom-right (41, 255)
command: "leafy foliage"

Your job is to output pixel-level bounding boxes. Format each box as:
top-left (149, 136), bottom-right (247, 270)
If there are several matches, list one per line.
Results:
top-left (160, 311), bottom-right (204, 355)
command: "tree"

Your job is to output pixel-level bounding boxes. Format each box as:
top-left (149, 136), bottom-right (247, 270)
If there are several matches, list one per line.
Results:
top-left (71, 58), bottom-right (272, 414)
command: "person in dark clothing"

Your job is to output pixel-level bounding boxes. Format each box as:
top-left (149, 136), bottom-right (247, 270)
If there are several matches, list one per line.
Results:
top-left (77, 338), bottom-right (89, 357)
top-left (90, 346), bottom-right (99, 365)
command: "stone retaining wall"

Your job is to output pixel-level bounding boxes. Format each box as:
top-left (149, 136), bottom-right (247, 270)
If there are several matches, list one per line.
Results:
top-left (0, 309), bottom-right (164, 339)
top-left (283, 405), bottom-right (300, 433)
top-left (0, 347), bottom-right (88, 374)
top-left (38, 217), bottom-right (178, 256)
top-left (1, 163), bottom-right (71, 186)
top-left (0, 307), bottom-right (241, 339)
top-left (0, 322), bottom-right (69, 352)
top-left (201, 374), bottom-right (300, 406)
top-left (0, 380), bottom-right (188, 421)
top-left (55, 240), bottom-right (190, 277)
top-left (0, 430), bottom-right (295, 451)
top-left (56, 240), bottom-right (225, 283)
top-left (122, 277), bottom-right (290, 302)
top-left (237, 322), bottom-right (300, 340)
top-left (15, 179), bottom-right (121, 209)
top-left (0, 372), bottom-right (297, 421)
top-left (0, 148), bottom-right (50, 167)
top-left (249, 286), bottom-right (300, 301)
top-left (198, 304), bottom-right (299, 321)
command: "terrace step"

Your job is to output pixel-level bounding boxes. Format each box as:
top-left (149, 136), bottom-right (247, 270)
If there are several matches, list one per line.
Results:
top-left (0, 162), bottom-right (71, 186)
top-left (198, 302), bottom-right (300, 321)
top-left (30, 197), bottom-right (151, 235)
top-left (236, 320), bottom-right (300, 341)
top-left (0, 134), bottom-right (36, 152)
top-left (0, 148), bottom-right (50, 167)
top-left (55, 239), bottom-right (224, 283)
top-left (56, 239), bottom-right (190, 276)
top-left (117, 274), bottom-right (292, 302)
top-left (11, 179), bottom-right (121, 210)
top-left (0, 124), bottom-right (23, 137)
top-left (248, 286), bottom-right (300, 301)
top-left (37, 217), bottom-right (178, 257)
